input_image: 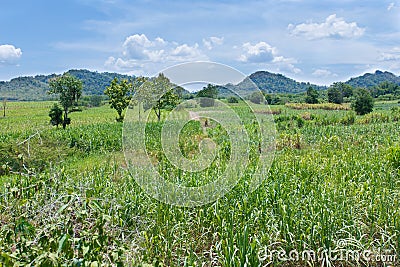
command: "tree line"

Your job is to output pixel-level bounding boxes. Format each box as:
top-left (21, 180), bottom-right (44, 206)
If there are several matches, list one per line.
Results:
top-left (47, 73), bottom-right (400, 128)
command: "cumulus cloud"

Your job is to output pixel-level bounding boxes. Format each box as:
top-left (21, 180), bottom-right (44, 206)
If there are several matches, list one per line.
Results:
top-left (239, 42), bottom-right (277, 63)
top-left (0, 44), bottom-right (22, 65)
top-left (202, 36), bottom-right (224, 50)
top-left (288, 14), bottom-right (365, 40)
top-left (106, 34), bottom-right (207, 70)
top-left (273, 56), bottom-right (302, 74)
top-left (388, 2), bottom-right (395, 11)
top-left (238, 41), bottom-right (301, 73)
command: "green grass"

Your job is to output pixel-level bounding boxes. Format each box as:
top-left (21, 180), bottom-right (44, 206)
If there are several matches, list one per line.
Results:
top-left (0, 101), bottom-right (399, 266)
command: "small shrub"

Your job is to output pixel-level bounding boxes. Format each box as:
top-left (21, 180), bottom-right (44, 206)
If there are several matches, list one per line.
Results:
top-left (249, 92), bottom-right (265, 104)
top-left (277, 133), bottom-right (302, 150)
top-left (49, 104), bottom-right (63, 127)
top-left (285, 103), bottom-right (350, 110)
top-left (301, 112), bottom-right (312, 120)
top-left (227, 96), bottom-right (239, 103)
top-left (358, 112), bottom-right (390, 124)
top-left (340, 111), bottom-right (356, 125)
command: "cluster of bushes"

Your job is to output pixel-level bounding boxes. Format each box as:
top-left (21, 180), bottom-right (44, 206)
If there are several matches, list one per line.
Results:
top-left (0, 138), bottom-right (69, 176)
top-left (274, 111), bottom-right (358, 131)
top-left (285, 103), bottom-right (351, 110)
top-left (79, 95), bottom-right (107, 107)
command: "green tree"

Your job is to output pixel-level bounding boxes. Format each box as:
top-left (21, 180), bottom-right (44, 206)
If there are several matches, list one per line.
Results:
top-left (49, 104), bottom-right (63, 127)
top-left (89, 95), bottom-right (103, 107)
top-left (104, 78), bottom-right (132, 122)
top-left (197, 84), bottom-right (218, 107)
top-left (130, 76), bottom-right (148, 121)
top-left (48, 73), bottom-right (82, 129)
top-left (327, 86), bottom-right (343, 104)
top-left (138, 73), bottom-right (180, 121)
top-left (351, 88), bottom-right (374, 115)
top-left (249, 91), bottom-right (265, 104)
top-left (341, 83), bottom-right (354, 98)
top-left (305, 86), bottom-right (319, 104)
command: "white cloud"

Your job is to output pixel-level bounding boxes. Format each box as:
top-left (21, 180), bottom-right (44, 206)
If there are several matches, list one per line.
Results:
top-left (169, 43), bottom-right (204, 61)
top-left (388, 2), bottom-right (395, 11)
top-left (379, 47), bottom-right (400, 61)
top-left (238, 41), bottom-right (301, 74)
top-left (312, 69), bottom-right (337, 77)
top-left (202, 36), bottom-right (224, 50)
top-left (0, 44), bottom-right (22, 64)
top-left (122, 34), bottom-right (166, 60)
top-left (239, 42), bottom-right (277, 63)
top-left (273, 56), bottom-right (302, 74)
top-left (288, 14), bottom-right (365, 40)
top-left (105, 34), bottom-right (208, 71)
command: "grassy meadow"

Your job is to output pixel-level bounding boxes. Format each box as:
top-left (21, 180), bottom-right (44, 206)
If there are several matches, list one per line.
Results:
top-left (0, 100), bottom-right (399, 266)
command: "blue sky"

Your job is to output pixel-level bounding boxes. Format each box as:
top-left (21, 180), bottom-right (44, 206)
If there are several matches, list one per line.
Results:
top-left (1, 0), bottom-right (399, 85)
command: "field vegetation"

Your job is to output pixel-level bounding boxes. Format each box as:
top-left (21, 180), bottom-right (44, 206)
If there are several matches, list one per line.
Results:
top-left (0, 98), bottom-right (399, 266)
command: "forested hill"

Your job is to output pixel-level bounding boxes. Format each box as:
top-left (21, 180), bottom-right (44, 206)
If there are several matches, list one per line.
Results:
top-left (345, 70), bottom-right (400, 88)
top-left (1, 69), bottom-right (400, 100)
top-left (235, 71), bottom-right (327, 93)
top-left (0, 69), bottom-right (133, 101)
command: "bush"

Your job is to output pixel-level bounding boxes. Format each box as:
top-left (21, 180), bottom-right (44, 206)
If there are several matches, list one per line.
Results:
top-left (49, 104), bottom-right (63, 127)
top-left (227, 96), bottom-right (239, 103)
top-left (351, 88), bottom-right (374, 115)
top-left (305, 87), bottom-right (319, 104)
top-left (198, 98), bottom-right (215, 107)
top-left (249, 92), bottom-right (265, 104)
top-left (327, 87), bottom-right (343, 104)
top-left (340, 111), bottom-right (356, 125)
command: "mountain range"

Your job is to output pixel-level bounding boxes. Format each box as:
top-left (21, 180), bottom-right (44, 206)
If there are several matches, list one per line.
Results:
top-left (0, 70), bottom-right (133, 101)
top-left (1, 69), bottom-right (399, 100)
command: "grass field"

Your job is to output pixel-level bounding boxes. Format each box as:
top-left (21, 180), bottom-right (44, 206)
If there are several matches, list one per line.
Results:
top-left (0, 101), bottom-right (399, 266)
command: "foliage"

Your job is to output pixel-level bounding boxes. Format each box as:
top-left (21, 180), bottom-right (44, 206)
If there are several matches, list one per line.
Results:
top-left (197, 84), bottom-right (218, 107)
top-left (104, 78), bottom-right (132, 122)
top-left (327, 85), bottom-right (344, 104)
top-left (1, 101), bottom-right (400, 266)
top-left (305, 86), bottom-right (319, 104)
top-left (346, 70), bottom-right (400, 89)
top-left (387, 145), bottom-right (400, 169)
top-left (235, 71), bottom-right (326, 93)
top-left (248, 91), bottom-right (265, 104)
top-left (49, 104), bottom-right (63, 127)
top-left (87, 95), bottom-right (104, 107)
top-left (265, 93), bottom-right (285, 105)
top-left (2, 98), bottom-right (6, 117)
top-left (138, 74), bottom-right (180, 121)
top-left (227, 96), bottom-right (239, 103)
top-left (330, 82), bottom-right (354, 98)
top-left (48, 73), bottom-right (83, 129)
top-left (351, 88), bottom-right (374, 115)
top-left (370, 81), bottom-right (400, 98)
top-left (0, 69), bottom-right (133, 101)
top-left (285, 102), bottom-right (351, 110)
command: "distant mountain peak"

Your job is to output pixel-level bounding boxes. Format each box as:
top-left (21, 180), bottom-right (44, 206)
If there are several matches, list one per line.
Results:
top-left (237, 71), bottom-right (325, 94)
top-left (346, 70), bottom-right (400, 88)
